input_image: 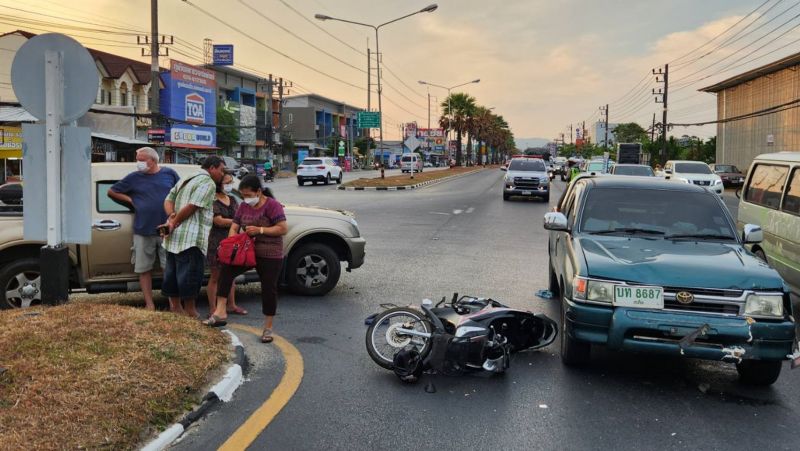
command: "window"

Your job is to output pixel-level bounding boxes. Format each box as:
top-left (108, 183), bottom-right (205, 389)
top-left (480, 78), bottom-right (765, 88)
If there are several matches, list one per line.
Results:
top-left (96, 181), bottom-right (132, 213)
top-left (106, 91), bottom-right (112, 105)
top-left (675, 163), bottom-right (712, 174)
top-left (744, 164), bottom-right (789, 210)
top-left (782, 168), bottom-right (800, 215)
top-left (508, 159), bottom-right (546, 171)
top-left (120, 92), bottom-right (128, 106)
top-left (301, 159), bottom-right (322, 166)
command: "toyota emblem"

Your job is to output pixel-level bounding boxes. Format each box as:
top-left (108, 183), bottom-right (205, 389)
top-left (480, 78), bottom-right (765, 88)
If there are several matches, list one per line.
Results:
top-left (676, 291), bottom-right (694, 305)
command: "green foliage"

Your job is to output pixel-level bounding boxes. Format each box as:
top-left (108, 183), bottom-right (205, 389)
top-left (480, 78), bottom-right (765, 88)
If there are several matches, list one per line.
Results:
top-left (613, 122), bottom-right (648, 143)
top-left (216, 107), bottom-right (239, 150)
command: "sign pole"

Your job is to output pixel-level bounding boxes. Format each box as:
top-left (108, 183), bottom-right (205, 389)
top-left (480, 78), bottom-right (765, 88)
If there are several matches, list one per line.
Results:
top-left (42, 50), bottom-right (69, 305)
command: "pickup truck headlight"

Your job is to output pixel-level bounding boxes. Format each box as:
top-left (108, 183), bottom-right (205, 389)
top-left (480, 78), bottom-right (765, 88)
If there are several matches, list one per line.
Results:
top-left (573, 277), bottom-right (614, 304)
top-left (745, 294), bottom-right (784, 317)
top-left (348, 217), bottom-right (361, 237)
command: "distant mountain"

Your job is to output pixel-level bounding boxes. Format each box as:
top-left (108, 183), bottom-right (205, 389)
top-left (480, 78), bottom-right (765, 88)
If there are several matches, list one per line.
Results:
top-left (515, 138), bottom-right (551, 149)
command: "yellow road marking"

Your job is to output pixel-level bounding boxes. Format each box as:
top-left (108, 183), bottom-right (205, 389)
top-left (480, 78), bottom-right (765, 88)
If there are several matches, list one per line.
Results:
top-left (219, 324), bottom-right (304, 451)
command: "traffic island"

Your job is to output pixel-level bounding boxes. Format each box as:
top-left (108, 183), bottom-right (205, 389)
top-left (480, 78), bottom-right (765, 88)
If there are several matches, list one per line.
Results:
top-left (0, 304), bottom-right (239, 450)
top-left (338, 166), bottom-right (487, 190)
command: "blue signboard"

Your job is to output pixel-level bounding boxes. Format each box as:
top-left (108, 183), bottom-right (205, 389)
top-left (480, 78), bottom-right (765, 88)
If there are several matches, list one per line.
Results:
top-left (160, 60), bottom-right (217, 148)
top-left (213, 45), bottom-right (234, 66)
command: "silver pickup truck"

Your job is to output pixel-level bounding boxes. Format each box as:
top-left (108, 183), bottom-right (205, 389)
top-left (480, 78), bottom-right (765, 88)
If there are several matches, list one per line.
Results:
top-left (0, 163), bottom-right (366, 308)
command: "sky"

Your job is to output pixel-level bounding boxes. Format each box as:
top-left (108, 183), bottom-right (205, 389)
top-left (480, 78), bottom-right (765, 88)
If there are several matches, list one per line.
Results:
top-left (2, 0), bottom-right (797, 143)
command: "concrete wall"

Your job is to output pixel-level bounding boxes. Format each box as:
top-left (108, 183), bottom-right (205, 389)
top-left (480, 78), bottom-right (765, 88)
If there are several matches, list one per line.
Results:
top-left (282, 107), bottom-right (316, 142)
top-left (716, 64), bottom-right (800, 171)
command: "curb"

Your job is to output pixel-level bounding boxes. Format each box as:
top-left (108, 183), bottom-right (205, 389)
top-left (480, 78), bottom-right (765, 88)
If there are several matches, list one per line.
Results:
top-left (337, 169), bottom-right (484, 191)
top-left (140, 329), bottom-right (246, 451)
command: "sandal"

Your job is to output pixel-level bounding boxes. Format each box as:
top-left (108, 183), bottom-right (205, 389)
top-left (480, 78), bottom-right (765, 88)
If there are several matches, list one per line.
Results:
top-left (203, 315), bottom-right (228, 327)
top-left (227, 306), bottom-right (248, 315)
top-left (261, 328), bottom-right (273, 343)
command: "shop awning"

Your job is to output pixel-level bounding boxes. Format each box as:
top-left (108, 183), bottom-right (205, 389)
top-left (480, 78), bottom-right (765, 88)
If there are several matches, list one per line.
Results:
top-left (91, 132), bottom-right (152, 145)
top-left (0, 106), bottom-right (37, 122)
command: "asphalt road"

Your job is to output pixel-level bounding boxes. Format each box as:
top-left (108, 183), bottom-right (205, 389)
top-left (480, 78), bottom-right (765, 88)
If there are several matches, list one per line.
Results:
top-left (175, 170), bottom-right (799, 451)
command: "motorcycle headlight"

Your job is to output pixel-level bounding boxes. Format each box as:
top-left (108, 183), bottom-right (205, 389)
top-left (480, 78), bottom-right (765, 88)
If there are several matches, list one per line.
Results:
top-left (573, 277), bottom-right (614, 304)
top-left (745, 294), bottom-right (784, 318)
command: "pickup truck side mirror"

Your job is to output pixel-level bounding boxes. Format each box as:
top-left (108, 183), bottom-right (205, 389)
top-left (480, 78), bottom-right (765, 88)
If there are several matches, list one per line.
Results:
top-left (543, 212), bottom-right (569, 231)
top-left (743, 224), bottom-right (763, 244)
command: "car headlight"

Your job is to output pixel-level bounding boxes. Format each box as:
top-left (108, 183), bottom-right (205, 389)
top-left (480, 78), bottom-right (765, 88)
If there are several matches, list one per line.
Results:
top-left (745, 294), bottom-right (784, 317)
top-left (347, 217), bottom-right (360, 237)
top-left (713, 179), bottom-right (723, 186)
top-left (573, 277), bottom-right (614, 304)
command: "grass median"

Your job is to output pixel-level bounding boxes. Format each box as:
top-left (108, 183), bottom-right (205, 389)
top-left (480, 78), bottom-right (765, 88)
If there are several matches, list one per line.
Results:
top-left (341, 166), bottom-right (489, 188)
top-left (0, 303), bottom-right (229, 450)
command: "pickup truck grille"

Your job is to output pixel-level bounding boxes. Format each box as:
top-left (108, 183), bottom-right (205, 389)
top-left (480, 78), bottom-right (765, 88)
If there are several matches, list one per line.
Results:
top-left (664, 299), bottom-right (741, 315)
top-left (514, 177), bottom-right (539, 188)
top-left (663, 286), bottom-right (743, 298)
top-left (692, 180), bottom-right (711, 186)
top-left (662, 286), bottom-right (744, 315)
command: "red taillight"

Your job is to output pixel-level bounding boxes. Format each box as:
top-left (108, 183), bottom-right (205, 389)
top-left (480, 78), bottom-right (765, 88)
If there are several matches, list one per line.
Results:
top-left (317, 165), bottom-right (325, 169)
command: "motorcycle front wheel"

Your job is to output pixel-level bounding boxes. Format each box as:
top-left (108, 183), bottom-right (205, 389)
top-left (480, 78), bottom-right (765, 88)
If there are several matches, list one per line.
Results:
top-left (366, 307), bottom-right (432, 370)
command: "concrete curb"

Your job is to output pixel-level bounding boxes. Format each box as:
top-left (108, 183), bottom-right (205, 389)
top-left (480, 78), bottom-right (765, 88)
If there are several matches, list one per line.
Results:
top-left (337, 169), bottom-right (484, 191)
top-left (140, 329), bottom-right (246, 451)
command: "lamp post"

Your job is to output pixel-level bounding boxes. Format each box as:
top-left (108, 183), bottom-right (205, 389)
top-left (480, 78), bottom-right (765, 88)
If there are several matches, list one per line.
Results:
top-left (418, 79), bottom-right (480, 165)
top-left (315, 4), bottom-right (438, 168)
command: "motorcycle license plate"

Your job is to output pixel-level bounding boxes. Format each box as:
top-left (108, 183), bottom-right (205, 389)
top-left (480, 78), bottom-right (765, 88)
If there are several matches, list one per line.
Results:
top-left (613, 285), bottom-right (663, 309)
top-left (521, 190), bottom-right (532, 195)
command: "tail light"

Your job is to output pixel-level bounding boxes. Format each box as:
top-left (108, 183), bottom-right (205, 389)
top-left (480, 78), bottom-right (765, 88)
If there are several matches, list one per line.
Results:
top-left (298, 165), bottom-right (305, 169)
top-left (316, 166), bottom-right (326, 169)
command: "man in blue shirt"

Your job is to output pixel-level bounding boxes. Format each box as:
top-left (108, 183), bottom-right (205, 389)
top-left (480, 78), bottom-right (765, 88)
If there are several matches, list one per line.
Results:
top-left (108, 147), bottom-right (180, 310)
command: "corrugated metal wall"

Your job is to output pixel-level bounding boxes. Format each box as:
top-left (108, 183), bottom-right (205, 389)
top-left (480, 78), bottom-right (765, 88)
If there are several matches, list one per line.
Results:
top-left (717, 64), bottom-right (800, 171)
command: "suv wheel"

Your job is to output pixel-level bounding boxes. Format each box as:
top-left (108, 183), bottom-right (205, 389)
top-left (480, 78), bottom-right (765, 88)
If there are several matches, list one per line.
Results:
top-left (297, 178), bottom-right (305, 186)
top-left (324, 173), bottom-right (331, 185)
top-left (0, 258), bottom-right (42, 309)
top-left (736, 360), bottom-right (782, 386)
top-left (336, 172), bottom-right (343, 184)
top-left (286, 243), bottom-right (341, 296)
top-left (560, 298), bottom-right (590, 365)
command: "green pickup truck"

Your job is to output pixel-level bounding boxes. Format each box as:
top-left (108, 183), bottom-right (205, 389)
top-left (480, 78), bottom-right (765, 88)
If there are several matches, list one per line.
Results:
top-left (0, 163), bottom-right (366, 309)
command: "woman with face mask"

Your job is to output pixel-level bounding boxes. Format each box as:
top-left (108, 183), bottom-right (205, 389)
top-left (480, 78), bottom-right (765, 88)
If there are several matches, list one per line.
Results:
top-left (205, 172), bottom-right (246, 316)
top-left (204, 175), bottom-right (288, 344)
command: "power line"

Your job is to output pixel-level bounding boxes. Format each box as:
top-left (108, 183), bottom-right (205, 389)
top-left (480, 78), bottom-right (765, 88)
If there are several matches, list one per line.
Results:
top-left (669, 96), bottom-right (800, 126)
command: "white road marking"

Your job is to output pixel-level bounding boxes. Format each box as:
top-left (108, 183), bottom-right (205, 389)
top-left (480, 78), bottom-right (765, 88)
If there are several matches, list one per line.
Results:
top-left (466, 207), bottom-right (475, 214)
top-left (453, 209), bottom-right (463, 215)
top-left (429, 212), bottom-right (450, 216)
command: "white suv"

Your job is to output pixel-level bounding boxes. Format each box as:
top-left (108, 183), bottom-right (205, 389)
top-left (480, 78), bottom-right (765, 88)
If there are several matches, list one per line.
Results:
top-left (663, 160), bottom-right (723, 196)
top-left (297, 157), bottom-right (343, 186)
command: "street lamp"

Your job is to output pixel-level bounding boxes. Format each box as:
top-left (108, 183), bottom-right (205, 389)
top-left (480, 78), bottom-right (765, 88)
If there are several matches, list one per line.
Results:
top-left (418, 78), bottom-right (480, 165)
top-left (315, 4), bottom-right (438, 167)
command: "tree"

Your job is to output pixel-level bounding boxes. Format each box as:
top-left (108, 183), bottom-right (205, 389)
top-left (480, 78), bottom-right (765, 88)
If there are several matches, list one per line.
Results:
top-left (217, 106), bottom-right (239, 153)
top-left (613, 122), bottom-right (648, 144)
top-left (440, 92), bottom-right (477, 166)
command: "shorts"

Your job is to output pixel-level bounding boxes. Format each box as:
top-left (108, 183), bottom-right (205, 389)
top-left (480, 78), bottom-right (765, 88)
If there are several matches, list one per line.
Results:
top-left (161, 247), bottom-right (205, 300)
top-left (132, 234), bottom-right (166, 274)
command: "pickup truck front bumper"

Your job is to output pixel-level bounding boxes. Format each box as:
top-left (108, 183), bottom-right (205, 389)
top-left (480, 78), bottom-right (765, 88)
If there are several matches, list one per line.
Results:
top-left (564, 299), bottom-right (795, 361)
top-left (347, 236), bottom-right (366, 271)
top-left (503, 185), bottom-right (549, 199)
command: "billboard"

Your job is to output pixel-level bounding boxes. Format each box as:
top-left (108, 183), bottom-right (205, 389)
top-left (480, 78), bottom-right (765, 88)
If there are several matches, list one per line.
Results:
top-left (213, 45), bottom-right (234, 65)
top-left (161, 60), bottom-right (217, 148)
top-left (0, 126), bottom-right (23, 158)
top-left (417, 128), bottom-right (445, 152)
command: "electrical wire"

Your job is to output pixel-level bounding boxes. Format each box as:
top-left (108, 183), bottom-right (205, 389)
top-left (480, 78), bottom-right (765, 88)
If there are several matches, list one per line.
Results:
top-left (669, 96), bottom-right (800, 126)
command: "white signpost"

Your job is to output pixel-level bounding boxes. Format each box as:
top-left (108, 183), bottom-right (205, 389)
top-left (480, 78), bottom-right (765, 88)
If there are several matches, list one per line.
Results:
top-left (11, 33), bottom-right (99, 305)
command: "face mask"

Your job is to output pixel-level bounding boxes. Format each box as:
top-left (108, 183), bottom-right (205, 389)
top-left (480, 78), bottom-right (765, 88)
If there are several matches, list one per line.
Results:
top-left (243, 196), bottom-right (259, 206)
top-left (136, 161), bottom-right (148, 172)
top-left (223, 184), bottom-right (234, 193)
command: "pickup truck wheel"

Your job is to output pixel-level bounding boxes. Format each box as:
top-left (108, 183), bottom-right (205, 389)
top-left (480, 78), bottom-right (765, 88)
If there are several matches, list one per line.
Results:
top-left (736, 360), bottom-right (782, 386)
top-left (560, 299), bottom-right (590, 366)
top-left (503, 193), bottom-right (510, 201)
top-left (287, 243), bottom-right (341, 296)
top-left (0, 258), bottom-right (42, 309)
top-left (548, 260), bottom-right (560, 297)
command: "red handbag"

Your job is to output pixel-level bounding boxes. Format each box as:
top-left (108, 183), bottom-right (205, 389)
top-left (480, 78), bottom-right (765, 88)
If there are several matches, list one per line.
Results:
top-left (217, 233), bottom-right (256, 267)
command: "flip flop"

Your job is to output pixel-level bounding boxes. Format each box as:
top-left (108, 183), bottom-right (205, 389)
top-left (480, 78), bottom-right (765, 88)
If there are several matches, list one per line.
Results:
top-left (203, 315), bottom-right (227, 327)
top-left (227, 306), bottom-right (248, 315)
top-left (261, 328), bottom-right (273, 343)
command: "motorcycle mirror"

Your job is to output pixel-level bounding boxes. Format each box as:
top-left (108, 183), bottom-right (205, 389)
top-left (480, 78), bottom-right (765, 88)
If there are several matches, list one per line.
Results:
top-left (451, 292), bottom-right (459, 304)
top-left (422, 298), bottom-right (433, 307)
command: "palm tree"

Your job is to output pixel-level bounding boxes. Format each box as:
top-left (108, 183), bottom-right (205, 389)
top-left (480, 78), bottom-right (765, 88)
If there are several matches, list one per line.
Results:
top-left (470, 106), bottom-right (495, 166)
top-left (440, 93), bottom-right (476, 166)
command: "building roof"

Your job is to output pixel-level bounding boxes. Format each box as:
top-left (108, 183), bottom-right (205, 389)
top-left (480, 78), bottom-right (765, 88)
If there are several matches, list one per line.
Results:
top-left (700, 51), bottom-right (800, 93)
top-left (2, 30), bottom-right (159, 84)
top-left (204, 64), bottom-right (267, 82)
top-left (284, 93), bottom-right (364, 111)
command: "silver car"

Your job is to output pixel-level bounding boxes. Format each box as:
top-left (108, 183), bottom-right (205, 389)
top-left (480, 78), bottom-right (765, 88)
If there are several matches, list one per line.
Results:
top-left (502, 158), bottom-right (550, 202)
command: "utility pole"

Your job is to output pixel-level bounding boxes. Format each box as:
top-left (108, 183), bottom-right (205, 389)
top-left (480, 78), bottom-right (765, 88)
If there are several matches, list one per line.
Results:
top-left (599, 104), bottom-right (609, 151)
top-left (150, 0), bottom-right (159, 118)
top-left (653, 64), bottom-right (669, 163)
top-left (651, 113), bottom-right (656, 143)
top-left (427, 90), bottom-right (431, 131)
top-left (568, 124), bottom-right (573, 145)
top-left (278, 77), bottom-right (284, 163)
top-left (267, 73), bottom-right (274, 162)
top-left (366, 47), bottom-right (372, 168)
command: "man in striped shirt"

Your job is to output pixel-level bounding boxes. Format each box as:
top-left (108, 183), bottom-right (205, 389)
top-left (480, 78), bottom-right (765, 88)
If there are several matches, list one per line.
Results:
top-left (160, 156), bottom-right (226, 317)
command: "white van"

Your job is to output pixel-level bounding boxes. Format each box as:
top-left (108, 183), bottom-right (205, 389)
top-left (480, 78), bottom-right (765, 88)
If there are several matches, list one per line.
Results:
top-left (400, 153), bottom-right (423, 173)
top-left (737, 151), bottom-right (800, 296)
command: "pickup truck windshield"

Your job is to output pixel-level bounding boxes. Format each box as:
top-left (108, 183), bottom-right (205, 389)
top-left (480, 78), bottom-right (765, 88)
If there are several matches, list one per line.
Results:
top-left (613, 165), bottom-right (654, 176)
top-left (675, 163), bottom-right (712, 174)
top-left (579, 188), bottom-right (735, 240)
top-left (508, 159), bottom-right (546, 171)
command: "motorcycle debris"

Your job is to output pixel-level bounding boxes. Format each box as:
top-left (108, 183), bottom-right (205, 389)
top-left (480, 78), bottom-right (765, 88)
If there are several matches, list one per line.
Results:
top-left (535, 290), bottom-right (554, 299)
top-left (424, 382), bottom-right (437, 393)
top-left (364, 313), bottom-right (378, 326)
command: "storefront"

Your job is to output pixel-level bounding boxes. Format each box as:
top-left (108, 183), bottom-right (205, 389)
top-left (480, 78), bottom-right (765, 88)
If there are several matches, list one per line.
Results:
top-left (0, 125), bottom-right (24, 184)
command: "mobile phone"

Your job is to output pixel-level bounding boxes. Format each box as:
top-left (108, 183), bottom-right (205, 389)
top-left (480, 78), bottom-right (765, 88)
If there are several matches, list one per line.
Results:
top-left (157, 225), bottom-right (170, 236)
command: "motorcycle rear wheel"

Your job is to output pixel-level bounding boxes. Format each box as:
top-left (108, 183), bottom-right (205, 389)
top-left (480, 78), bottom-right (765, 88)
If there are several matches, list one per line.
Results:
top-left (366, 307), bottom-right (433, 370)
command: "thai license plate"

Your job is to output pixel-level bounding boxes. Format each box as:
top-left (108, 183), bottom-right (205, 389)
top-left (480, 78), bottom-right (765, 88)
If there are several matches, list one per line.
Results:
top-left (738, 177), bottom-right (744, 183)
top-left (614, 285), bottom-right (664, 309)
top-left (521, 190), bottom-right (532, 195)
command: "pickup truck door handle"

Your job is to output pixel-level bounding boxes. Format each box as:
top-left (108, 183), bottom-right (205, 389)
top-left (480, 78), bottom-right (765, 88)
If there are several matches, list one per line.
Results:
top-left (92, 219), bottom-right (121, 231)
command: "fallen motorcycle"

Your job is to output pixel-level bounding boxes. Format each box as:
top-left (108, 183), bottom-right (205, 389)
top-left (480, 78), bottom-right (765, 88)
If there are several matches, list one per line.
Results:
top-left (365, 294), bottom-right (558, 382)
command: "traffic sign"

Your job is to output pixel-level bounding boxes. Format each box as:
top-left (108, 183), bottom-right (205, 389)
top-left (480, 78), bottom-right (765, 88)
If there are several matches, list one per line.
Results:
top-left (11, 33), bottom-right (99, 124)
top-left (357, 111), bottom-right (381, 129)
top-left (213, 44), bottom-right (234, 65)
top-left (338, 140), bottom-right (345, 156)
top-left (404, 135), bottom-right (421, 152)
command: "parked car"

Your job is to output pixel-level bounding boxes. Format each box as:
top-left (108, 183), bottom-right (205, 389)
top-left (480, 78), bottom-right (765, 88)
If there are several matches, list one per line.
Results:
top-left (0, 182), bottom-right (22, 206)
top-left (663, 160), bottom-right (723, 196)
top-left (297, 157), bottom-right (343, 185)
top-left (423, 162), bottom-right (433, 168)
top-left (710, 164), bottom-right (745, 187)
top-left (736, 152), bottom-right (800, 297)
top-left (545, 175), bottom-right (795, 385)
top-left (501, 157), bottom-right (550, 201)
top-left (610, 164), bottom-right (654, 177)
top-left (400, 153), bottom-right (423, 173)
top-left (0, 163), bottom-right (366, 309)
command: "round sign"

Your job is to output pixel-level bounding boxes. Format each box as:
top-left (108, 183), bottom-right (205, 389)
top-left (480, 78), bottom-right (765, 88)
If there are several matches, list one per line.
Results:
top-left (11, 33), bottom-right (99, 124)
